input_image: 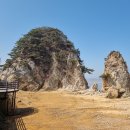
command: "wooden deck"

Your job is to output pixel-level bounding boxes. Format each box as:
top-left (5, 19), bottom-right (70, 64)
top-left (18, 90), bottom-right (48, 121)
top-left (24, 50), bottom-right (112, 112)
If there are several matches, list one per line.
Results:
top-left (0, 81), bottom-right (19, 116)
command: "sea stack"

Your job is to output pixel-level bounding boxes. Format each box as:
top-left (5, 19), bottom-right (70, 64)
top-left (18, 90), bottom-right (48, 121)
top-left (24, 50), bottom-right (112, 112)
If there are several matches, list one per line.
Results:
top-left (0, 27), bottom-right (92, 91)
top-left (101, 51), bottom-right (130, 98)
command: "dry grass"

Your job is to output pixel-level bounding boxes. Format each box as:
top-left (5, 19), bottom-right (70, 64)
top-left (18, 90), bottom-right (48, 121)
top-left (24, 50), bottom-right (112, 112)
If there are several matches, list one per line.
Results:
top-left (16, 90), bottom-right (130, 130)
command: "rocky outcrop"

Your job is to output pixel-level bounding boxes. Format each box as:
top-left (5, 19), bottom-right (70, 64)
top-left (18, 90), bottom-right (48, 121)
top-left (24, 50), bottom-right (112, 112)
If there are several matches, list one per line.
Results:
top-left (0, 27), bottom-right (90, 91)
top-left (101, 51), bottom-right (130, 98)
top-left (91, 82), bottom-right (98, 92)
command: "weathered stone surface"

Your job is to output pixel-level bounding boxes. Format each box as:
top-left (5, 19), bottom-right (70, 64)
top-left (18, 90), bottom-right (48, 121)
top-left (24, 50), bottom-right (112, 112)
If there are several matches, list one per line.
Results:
top-left (0, 27), bottom-right (89, 91)
top-left (101, 51), bottom-right (130, 97)
top-left (91, 82), bottom-right (98, 92)
top-left (106, 87), bottom-right (119, 99)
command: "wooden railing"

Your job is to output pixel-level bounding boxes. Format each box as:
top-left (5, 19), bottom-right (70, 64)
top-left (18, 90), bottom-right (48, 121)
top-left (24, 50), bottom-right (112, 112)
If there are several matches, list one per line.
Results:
top-left (0, 80), bottom-right (19, 116)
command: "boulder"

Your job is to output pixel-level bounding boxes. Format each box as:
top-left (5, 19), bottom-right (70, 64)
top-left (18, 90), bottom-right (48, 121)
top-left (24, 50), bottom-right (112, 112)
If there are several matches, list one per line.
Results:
top-left (91, 82), bottom-right (98, 92)
top-left (106, 87), bottom-right (119, 99)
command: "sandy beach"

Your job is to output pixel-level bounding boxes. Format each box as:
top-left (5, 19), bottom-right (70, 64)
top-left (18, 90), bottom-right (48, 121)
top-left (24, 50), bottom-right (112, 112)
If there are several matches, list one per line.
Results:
top-left (14, 90), bottom-right (130, 130)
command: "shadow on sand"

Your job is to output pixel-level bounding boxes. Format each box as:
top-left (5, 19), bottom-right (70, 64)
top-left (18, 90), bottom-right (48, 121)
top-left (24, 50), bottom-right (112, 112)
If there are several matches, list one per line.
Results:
top-left (0, 107), bottom-right (38, 130)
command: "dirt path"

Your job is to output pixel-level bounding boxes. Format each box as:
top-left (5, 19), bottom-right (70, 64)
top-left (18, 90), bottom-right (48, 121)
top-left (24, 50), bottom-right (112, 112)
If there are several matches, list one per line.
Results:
top-left (16, 91), bottom-right (130, 130)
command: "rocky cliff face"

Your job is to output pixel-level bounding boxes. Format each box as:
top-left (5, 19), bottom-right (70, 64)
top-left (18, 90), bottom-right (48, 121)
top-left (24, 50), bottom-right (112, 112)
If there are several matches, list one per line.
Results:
top-left (0, 27), bottom-right (90, 91)
top-left (101, 51), bottom-right (130, 98)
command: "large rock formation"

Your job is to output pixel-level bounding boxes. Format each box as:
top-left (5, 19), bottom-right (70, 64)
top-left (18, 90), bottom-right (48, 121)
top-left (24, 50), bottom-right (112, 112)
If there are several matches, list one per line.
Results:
top-left (0, 27), bottom-right (92, 91)
top-left (101, 51), bottom-right (130, 98)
